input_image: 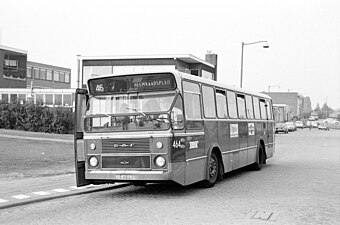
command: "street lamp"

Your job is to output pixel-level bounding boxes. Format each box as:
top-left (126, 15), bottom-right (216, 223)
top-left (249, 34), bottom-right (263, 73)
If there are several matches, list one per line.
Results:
top-left (240, 41), bottom-right (269, 88)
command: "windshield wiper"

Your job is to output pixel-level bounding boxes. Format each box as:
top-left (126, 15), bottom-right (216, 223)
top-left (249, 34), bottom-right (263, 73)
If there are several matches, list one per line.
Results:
top-left (86, 113), bottom-right (113, 118)
top-left (126, 107), bottom-right (146, 116)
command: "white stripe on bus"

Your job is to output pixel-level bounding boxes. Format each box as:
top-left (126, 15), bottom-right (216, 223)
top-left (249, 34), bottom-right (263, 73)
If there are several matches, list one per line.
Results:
top-left (186, 155), bottom-right (207, 162)
top-left (89, 171), bottom-right (164, 175)
top-left (84, 132), bottom-right (205, 139)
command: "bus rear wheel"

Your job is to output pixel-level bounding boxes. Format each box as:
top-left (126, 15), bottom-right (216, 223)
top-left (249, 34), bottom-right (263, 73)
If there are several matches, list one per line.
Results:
top-left (200, 152), bottom-right (219, 188)
top-left (251, 145), bottom-right (265, 171)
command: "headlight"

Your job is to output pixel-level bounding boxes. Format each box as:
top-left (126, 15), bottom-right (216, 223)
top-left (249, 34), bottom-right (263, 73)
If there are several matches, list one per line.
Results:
top-left (156, 142), bottom-right (163, 149)
top-left (89, 156), bottom-right (99, 167)
top-left (155, 156), bottom-right (166, 167)
top-left (90, 143), bottom-right (96, 150)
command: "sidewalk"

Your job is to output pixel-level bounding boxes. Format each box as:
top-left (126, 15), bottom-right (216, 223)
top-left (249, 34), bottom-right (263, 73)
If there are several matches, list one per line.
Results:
top-left (0, 129), bottom-right (128, 209)
top-left (0, 129), bottom-right (73, 143)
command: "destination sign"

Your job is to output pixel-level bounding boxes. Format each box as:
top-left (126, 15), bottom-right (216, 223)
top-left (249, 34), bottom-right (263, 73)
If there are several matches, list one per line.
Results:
top-left (88, 73), bottom-right (176, 95)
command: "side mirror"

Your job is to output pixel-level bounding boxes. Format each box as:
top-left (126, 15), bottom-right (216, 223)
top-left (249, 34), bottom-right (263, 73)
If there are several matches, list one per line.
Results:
top-left (170, 111), bottom-right (184, 129)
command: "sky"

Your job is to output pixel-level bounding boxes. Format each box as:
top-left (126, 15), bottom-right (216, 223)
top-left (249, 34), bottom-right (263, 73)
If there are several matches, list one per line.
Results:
top-left (0, 0), bottom-right (339, 109)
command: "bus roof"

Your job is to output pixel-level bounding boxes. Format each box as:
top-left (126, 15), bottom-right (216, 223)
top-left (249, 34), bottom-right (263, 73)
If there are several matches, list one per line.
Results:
top-left (87, 69), bottom-right (271, 100)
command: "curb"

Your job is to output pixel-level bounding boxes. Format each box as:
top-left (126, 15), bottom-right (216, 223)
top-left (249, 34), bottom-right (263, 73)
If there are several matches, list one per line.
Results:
top-left (0, 134), bottom-right (73, 143)
top-left (0, 183), bottom-right (131, 210)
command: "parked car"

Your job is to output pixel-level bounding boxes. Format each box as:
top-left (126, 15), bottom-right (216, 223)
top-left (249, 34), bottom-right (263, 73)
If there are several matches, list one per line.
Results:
top-left (318, 122), bottom-right (329, 131)
top-left (311, 121), bottom-right (318, 128)
top-left (275, 123), bottom-right (288, 134)
top-left (295, 121), bottom-right (304, 129)
top-left (285, 122), bottom-right (296, 132)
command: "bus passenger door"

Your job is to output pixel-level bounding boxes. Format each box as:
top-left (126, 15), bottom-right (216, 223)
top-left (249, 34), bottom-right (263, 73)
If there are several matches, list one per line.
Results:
top-left (74, 88), bottom-right (91, 187)
top-left (266, 100), bottom-right (275, 157)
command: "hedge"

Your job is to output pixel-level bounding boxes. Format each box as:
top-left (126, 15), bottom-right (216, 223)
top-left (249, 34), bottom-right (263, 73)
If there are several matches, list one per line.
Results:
top-left (0, 103), bottom-right (74, 134)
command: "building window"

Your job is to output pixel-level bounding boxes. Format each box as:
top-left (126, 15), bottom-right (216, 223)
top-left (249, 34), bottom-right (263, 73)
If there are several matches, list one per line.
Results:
top-left (55, 94), bottom-right (62, 106)
top-left (63, 94), bottom-right (72, 106)
top-left (18, 94), bottom-right (26, 104)
top-left (54, 71), bottom-right (60, 82)
top-left (4, 59), bottom-right (18, 71)
top-left (1, 94), bottom-right (9, 103)
top-left (36, 94), bottom-right (44, 105)
top-left (34, 68), bottom-right (40, 79)
top-left (46, 70), bottom-right (52, 80)
top-left (40, 68), bottom-right (47, 80)
top-left (46, 94), bottom-right (53, 105)
top-left (27, 67), bottom-right (32, 78)
top-left (10, 94), bottom-right (17, 103)
top-left (59, 72), bottom-right (65, 83)
top-left (65, 73), bottom-right (70, 83)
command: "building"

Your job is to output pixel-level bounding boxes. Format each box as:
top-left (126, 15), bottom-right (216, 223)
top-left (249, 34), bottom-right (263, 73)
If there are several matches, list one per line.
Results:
top-left (0, 45), bottom-right (27, 88)
top-left (273, 104), bottom-right (290, 123)
top-left (262, 92), bottom-right (305, 120)
top-left (0, 44), bottom-right (74, 106)
top-left (27, 61), bottom-right (71, 89)
top-left (77, 54), bottom-right (217, 88)
top-left (2, 45), bottom-right (217, 106)
top-left (302, 96), bottom-right (312, 116)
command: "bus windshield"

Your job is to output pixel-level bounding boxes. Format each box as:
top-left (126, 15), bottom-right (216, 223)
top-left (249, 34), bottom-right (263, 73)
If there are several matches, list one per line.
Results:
top-left (84, 92), bottom-right (176, 132)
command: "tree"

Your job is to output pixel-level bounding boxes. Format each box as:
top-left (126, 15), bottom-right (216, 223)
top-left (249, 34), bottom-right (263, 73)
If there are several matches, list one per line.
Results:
top-left (321, 103), bottom-right (333, 119)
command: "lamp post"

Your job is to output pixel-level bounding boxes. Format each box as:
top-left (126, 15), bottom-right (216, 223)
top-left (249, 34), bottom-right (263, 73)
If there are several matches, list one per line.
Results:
top-left (240, 41), bottom-right (269, 88)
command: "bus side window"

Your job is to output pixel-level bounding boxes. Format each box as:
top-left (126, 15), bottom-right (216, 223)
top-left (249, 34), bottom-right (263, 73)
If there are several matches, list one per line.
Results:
top-left (237, 94), bottom-right (247, 119)
top-left (183, 81), bottom-right (202, 120)
top-left (253, 97), bottom-right (261, 119)
top-left (202, 85), bottom-right (216, 118)
top-left (245, 95), bottom-right (254, 119)
top-left (266, 100), bottom-right (273, 120)
top-left (227, 91), bottom-right (238, 119)
top-left (260, 99), bottom-right (268, 120)
top-left (216, 89), bottom-right (228, 118)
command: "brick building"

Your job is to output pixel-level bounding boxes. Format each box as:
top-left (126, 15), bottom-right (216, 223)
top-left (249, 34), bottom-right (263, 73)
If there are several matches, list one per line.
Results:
top-left (0, 44), bottom-right (73, 106)
top-left (27, 61), bottom-right (70, 89)
top-left (0, 45), bottom-right (27, 88)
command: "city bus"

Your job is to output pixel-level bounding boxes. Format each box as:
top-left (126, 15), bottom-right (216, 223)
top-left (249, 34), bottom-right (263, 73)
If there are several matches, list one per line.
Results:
top-left (74, 70), bottom-right (274, 188)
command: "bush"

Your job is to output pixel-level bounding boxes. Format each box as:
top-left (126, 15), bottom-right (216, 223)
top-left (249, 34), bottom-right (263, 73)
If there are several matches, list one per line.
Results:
top-left (0, 102), bottom-right (74, 134)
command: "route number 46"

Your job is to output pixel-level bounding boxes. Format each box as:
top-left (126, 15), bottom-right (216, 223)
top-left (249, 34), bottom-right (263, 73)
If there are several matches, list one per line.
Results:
top-left (96, 84), bottom-right (104, 92)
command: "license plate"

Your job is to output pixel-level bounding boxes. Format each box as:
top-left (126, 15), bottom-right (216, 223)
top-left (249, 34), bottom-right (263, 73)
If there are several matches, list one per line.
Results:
top-left (115, 174), bottom-right (134, 180)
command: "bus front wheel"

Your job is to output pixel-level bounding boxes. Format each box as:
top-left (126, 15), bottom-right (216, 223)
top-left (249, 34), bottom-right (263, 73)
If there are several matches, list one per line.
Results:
top-left (200, 152), bottom-right (219, 188)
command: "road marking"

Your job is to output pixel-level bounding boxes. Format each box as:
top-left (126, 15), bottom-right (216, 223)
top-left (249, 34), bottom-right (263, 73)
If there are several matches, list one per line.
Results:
top-left (253, 211), bottom-right (273, 220)
top-left (12, 194), bottom-right (31, 200)
top-left (32, 191), bottom-right (51, 196)
top-left (52, 188), bottom-right (70, 193)
top-left (0, 199), bottom-right (9, 203)
top-left (1, 184), bottom-right (108, 206)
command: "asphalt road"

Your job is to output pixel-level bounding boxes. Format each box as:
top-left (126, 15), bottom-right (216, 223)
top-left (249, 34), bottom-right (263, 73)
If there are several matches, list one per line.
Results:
top-left (0, 129), bottom-right (339, 225)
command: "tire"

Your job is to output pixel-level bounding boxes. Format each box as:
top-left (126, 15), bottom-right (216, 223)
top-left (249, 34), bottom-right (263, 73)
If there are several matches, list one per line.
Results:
top-left (251, 145), bottom-right (265, 171)
top-left (200, 152), bottom-right (219, 188)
